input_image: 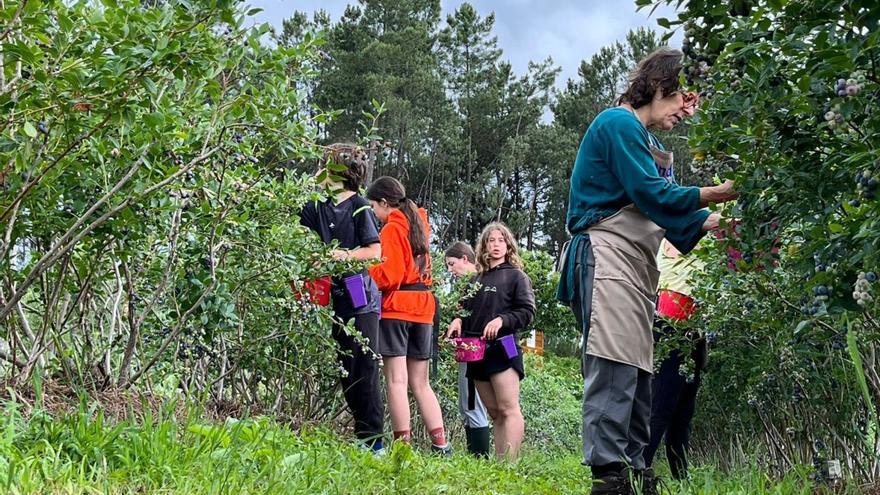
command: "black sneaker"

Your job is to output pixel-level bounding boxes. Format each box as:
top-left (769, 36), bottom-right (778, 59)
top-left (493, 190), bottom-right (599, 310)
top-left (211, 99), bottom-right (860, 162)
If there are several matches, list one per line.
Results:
top-left (591, 471), bottom-right (633, 495)
top-left (636, 468), bottom-right (659, 495)
top-left (430, 443), bottom-right (453, 457)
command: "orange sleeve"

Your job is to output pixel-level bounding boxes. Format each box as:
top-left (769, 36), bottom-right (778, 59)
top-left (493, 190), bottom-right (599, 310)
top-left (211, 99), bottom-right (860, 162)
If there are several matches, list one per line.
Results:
top-left (368, 223), bottom-right (409, 291)
top-left (418, 208), bottom-right (433, 286)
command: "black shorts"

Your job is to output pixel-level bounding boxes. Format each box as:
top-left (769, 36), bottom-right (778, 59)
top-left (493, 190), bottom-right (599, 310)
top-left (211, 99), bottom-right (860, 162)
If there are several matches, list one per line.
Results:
top-left (466, 339), bottom-right (525, 382)
top-left (378, 319), bottom-right (433, 359)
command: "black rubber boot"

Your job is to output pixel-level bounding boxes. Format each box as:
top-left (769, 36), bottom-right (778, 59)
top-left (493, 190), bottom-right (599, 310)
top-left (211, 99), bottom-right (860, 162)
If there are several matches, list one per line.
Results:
top-left (465, 426), bottom-right (491, 458)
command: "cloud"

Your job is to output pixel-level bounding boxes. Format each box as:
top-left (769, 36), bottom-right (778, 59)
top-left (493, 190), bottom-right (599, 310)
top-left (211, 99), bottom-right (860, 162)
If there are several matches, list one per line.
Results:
top-left (244, 0), bottom-right (682, 90)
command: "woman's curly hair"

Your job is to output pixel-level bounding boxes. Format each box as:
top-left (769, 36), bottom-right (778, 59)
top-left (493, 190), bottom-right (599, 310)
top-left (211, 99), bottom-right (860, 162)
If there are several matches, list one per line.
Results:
top-left (618, 47), bottom-right (684, 109)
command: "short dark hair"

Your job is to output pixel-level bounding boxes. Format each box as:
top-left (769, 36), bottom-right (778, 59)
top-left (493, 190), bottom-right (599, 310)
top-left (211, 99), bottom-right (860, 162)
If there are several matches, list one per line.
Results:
top-left (320, 143), bottom-right (368, 191)
top-left (445, 241), bottom-right (475, 263)
top-left (619, 47), bottom-right (684, 109)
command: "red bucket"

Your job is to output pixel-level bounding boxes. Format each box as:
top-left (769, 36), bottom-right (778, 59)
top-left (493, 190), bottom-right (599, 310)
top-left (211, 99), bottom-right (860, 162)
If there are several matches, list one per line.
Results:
top-left (657, 289), bottom-right (697, 321)
top-left (291, 277), bottom-right (332, 306)
top-left (452, 337), bottom-right (486, 363)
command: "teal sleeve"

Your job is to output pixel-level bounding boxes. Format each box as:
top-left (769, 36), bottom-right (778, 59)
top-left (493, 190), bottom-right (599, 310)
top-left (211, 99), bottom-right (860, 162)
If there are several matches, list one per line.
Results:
top-left (600, 117), bottom-right (702, 227)
top-left (664, 209), bottom-right (711, 254)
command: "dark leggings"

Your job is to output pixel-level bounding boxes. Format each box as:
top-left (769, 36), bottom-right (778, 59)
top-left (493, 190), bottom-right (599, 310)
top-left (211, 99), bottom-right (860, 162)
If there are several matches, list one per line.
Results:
top-left (643, 321), bottom-right (702, 479)
top-left (332, 313), bottom-right (384, 441)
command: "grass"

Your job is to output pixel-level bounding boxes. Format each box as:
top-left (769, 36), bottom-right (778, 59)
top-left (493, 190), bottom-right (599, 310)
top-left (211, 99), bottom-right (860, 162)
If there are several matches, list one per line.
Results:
top-left (0, 397), bottom-right (857, 495)
top-left (1, 401), bottom-right (586, 494)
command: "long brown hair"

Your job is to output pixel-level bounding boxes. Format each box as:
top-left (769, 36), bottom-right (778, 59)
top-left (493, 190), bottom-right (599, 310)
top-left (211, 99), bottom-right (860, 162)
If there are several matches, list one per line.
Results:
top-left (618, 47), bottom-right (684, 109)
top-left (366, 176), bottom-right (429, 273)
top-left (475, 222), bottom-right (523, 272)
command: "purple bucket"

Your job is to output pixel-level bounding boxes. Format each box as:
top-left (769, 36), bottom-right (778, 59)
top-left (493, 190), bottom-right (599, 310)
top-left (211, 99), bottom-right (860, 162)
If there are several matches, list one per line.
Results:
top-left (344, 274), bottom-right (368, 308)
top-left (499, 334), bottom-right (518, 359)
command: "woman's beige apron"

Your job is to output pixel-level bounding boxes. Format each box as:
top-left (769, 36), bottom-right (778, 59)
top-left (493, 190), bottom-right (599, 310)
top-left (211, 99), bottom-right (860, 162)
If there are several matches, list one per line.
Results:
top-left (583, 146), bottom-right (672, 373)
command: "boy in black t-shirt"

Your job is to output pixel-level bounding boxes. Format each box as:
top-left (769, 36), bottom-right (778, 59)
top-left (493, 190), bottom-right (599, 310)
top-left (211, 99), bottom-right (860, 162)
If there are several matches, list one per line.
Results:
top-left (299, 143), bottom-right (385, 452)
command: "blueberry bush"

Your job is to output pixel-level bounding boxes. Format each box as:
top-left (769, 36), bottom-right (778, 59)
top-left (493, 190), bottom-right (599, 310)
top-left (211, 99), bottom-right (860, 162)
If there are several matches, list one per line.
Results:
top-left (642, 0), bottom-right (880, 483)
top-left (0, 0), bottom-right (370, 425)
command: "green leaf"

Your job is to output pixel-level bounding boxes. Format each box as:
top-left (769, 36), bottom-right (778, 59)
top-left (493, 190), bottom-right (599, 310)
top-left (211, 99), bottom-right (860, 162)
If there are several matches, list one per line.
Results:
top-left (142, 77), bottom-right (158, 96)
top-left (327, 161), bottom-right (348, 173)
top-left (144, 112), bottom-right (165, 128)
top-left (1, 42), bottom-right (37, 65)
top-left (847, 321), bottom-right (878, 451)
top-left (23, 122), bottom-right (37, 138)
top-left (793, 320), bottom-right (810, 334)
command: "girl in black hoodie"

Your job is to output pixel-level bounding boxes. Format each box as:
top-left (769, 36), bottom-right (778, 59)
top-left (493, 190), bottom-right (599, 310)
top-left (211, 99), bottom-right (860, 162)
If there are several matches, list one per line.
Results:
top-left (447, 222), bottom-right (536, 460)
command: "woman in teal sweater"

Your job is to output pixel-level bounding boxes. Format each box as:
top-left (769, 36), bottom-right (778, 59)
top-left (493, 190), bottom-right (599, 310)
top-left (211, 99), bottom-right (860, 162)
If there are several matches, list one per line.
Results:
top-left (556, 47), bottom-right (738, 494)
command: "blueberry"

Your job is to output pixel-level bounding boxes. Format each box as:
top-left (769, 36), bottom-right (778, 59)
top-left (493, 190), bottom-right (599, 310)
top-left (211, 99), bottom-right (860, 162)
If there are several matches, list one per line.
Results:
top-left (816, 285), bottom-right (829, 296)
top-left (867, 178), bottom-right (878, 190)
top-left (815, 264), bottom-right (826, 272)
top-left (37, 121), bottom-right (48, 134)
top-left (849, 199), bottom-right (861, 207)
top-left (867, 272), bottom-right (878, 282)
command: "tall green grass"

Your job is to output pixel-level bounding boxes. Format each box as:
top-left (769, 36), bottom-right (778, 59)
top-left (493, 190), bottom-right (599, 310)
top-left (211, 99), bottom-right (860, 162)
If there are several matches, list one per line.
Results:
top-left (1, 398), bottom-right (586, 494)
top-left (0, 397), bottom-right (856, 495)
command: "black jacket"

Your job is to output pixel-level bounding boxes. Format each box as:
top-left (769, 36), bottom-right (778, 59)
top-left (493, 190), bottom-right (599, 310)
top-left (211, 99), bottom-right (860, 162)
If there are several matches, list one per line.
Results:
top-left (461, 262), bottom-right (536, 338)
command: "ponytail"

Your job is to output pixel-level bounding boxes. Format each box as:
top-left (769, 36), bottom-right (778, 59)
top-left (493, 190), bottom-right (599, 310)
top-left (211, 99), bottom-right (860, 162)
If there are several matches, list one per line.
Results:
top-left (366, 176), bottom-right (429, 273)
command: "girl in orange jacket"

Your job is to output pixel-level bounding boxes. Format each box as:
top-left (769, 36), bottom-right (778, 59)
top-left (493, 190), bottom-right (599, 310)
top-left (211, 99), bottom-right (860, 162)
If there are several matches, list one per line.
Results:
top-left (366, 176), bottom-right (449, 454)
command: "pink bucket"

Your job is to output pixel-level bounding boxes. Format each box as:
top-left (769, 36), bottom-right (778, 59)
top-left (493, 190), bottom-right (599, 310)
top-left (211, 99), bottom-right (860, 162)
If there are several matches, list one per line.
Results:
top-left (452, 337), bottom-right (486, 363)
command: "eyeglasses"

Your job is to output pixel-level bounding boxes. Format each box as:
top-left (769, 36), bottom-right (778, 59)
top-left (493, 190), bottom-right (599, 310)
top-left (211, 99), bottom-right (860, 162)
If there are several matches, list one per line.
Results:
top-left (679, 91), bottom-right (698, 109)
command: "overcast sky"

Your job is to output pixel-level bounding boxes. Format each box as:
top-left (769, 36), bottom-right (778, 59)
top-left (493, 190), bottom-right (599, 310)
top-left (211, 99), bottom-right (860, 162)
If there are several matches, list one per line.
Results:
top-left (245, 1), bottom-right (681, 91)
